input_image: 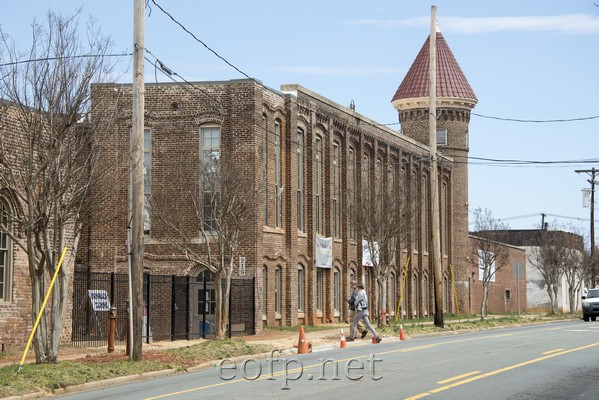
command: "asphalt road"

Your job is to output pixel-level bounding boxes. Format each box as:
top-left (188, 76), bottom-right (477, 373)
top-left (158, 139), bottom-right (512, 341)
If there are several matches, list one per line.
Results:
top-left (57, 320), bottom-right (599, 400)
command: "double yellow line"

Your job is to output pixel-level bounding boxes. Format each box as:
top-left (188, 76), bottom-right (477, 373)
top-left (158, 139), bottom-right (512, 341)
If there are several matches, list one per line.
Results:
top-left (405, 342), bottom-right (599, 399)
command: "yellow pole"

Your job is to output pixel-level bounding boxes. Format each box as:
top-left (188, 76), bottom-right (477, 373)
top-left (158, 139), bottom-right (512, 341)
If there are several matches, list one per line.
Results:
top-left (450, 264), bottom-right (461, 320)
top-left (396, 256), bottom-right (410, 323)
top-left (18, 247), bottom-right (68, 372)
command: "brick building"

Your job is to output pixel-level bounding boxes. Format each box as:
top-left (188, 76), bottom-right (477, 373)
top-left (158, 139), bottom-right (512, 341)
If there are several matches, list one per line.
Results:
top-left (468, 235), bottom-right (527, 315)
top-left (83, 28), bottom-right (477, 333)
top-left (2, 28), bottom-right (478, 344)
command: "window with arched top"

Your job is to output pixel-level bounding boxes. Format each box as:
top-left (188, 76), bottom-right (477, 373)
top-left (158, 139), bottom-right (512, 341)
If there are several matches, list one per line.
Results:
top-left (297, 265), bottom-right (305, 312)
top-left (333, 268), bottom-right (341, 313)
top-left (201, 125), bottom-right (221, 232)
top-left (0, 198), bottom-right (12, 302)
top-left (275, 267), bottom-right (282, 315)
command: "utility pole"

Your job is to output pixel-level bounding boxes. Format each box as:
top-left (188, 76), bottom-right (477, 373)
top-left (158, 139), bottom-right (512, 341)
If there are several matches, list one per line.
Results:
top-left (429, 5), bottom-right (444, 328)
top-left (576, 168), bottom-right (598, 286)
top-left (130, 0), bottom-right (145, 361)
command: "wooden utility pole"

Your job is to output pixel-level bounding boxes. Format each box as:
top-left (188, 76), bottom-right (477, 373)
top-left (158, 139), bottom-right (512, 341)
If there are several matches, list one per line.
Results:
top-left (429, 5), bottom-right (444, 328)
top-left (576, 167), bottom-right (598, 286)
top-left (130, 0), bottom-right (145, 361)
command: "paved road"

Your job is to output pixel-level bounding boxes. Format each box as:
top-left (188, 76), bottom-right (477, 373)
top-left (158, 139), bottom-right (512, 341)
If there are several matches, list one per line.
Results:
top-left (57, 320), bottom-right (599, 399)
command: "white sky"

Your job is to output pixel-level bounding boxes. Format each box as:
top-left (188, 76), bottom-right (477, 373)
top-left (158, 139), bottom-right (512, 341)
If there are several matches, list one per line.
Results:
top-left (2, 0), bottom-right (599, 242)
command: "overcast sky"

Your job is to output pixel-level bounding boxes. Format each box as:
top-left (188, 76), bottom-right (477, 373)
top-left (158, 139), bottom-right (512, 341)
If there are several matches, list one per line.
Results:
top-left (2, 0), bottom-right (599, 243)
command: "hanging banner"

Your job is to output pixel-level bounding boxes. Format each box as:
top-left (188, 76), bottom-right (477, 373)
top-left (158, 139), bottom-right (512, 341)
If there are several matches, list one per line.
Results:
top-left (315, 234), bottom-right (333, 268)
top-left (362, 240), bottom-right (379, 267)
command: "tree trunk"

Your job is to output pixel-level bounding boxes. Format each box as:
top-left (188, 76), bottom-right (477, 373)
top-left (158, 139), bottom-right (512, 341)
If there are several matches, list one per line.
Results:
top-left (376, 274), bottom-right (388, 326)
top-left (214, 271), bottom-right (223, 339)
top-left (480, 284), bottom-right (489, 319)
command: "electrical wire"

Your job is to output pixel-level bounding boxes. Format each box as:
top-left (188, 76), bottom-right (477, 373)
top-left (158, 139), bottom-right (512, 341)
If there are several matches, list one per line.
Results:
top-left (149, 0), bottom-right (253, 80)
top-left (0, 53), bottom-right (132, 67)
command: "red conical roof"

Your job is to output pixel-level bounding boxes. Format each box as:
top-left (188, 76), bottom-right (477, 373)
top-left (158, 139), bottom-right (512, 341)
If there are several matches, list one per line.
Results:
top-left (391, 31), bottom-right (477, 106)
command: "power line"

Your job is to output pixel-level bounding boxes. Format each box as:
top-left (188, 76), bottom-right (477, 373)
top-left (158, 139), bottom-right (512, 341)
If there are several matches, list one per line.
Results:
top-left (471, 112), bottom-right (599, 123)
top-left (382, 112), bottom-right (599, 127)
top-left (0, 52), bottom-right (132, 67)
top-left (149, 0), bottom-right (253, 80)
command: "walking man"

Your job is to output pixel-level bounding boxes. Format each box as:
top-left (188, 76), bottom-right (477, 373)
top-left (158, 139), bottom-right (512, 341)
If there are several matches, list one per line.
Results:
top-left (348, 280), bottom-right (368, 339)
top-left (347, 283), bottom-right (382, 343)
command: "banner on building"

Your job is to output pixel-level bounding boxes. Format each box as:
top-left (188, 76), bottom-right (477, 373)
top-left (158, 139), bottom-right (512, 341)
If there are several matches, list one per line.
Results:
top-left (315, 234), bottom-right (333, 268)
top-left (362, 240), bottom-right (379, 267)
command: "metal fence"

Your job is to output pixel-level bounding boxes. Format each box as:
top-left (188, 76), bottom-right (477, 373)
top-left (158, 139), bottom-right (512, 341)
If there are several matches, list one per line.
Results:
top-left (71, 271), bottom-right (255, 347)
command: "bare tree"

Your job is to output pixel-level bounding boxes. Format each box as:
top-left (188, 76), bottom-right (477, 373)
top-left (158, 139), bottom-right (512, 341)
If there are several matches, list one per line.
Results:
top-left (470, 208), bottom-right (510, 319)
top-left (351, 162), bottom-right (411, 326)
top-left (560, 226), bottom-right (587, 312)
top-left (153, 152), bottom-right (259, 339)
top-left (0, 11), bottom-right (119, 362)
top-left (530, 228), bottom-right (585, 314)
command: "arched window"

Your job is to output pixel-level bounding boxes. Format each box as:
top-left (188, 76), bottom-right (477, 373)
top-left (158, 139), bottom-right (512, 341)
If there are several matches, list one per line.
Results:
top-left (315, 136), bottom-right (323, 234)
top-left (423, 275), bottom-right (429, 315)
top-left (297, 265), bottom-right (305, 312)
top-left (0, 198), bottom-right (12, 302)
top-left (262, 266), bottom-right (267, 319)
top-left (275, 267), bottom-right (282, 315)
top-left (201, 125), bottom-right (221, 232)
top-left (333, 142), bottom-right (341, 238)
top-left (297, 129), bottom-right (305, 232)
top-left (274, 121), bottom-right (282, 228)
top-left (316, 269), bottom-right (323, 311)
top-left (333, 268), bottom-right (341, 313)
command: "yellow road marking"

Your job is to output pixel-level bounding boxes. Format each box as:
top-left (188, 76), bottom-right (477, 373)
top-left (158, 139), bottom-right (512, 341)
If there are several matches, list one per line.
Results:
top-left (405, 342), bottom-right (599, 400)
top-left (146, 323), bottom-right (580, 400)
top-left (437, 371), bottom-right (481, 384)
top-left (542, 348), bottom-right (564, 355)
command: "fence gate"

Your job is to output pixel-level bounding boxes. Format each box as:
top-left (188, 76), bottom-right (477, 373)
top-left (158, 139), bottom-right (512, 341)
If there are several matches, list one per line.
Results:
top-left (72, 271), bottom-right (255, 347)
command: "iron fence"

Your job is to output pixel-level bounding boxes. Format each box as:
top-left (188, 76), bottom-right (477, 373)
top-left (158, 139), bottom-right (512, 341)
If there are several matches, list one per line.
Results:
top-left (72, 271), bottom-right (255, 347)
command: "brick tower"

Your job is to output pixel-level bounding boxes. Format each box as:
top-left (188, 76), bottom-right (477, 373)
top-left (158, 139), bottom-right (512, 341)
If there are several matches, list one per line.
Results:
top-left (391, 27), bottom-right (477, 312)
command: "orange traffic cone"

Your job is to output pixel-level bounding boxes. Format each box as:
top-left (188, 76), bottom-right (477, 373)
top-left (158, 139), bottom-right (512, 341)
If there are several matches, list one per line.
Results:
top-left (297, 325), bottom-right (309, 354)
top-left (340, 329), bottom-right (347, 348)
top-left (399, 324), bottom-right (407, 341)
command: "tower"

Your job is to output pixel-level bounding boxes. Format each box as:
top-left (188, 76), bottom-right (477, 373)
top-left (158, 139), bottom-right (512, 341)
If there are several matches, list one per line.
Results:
top-left (391, 27), bottom-right (477, 313)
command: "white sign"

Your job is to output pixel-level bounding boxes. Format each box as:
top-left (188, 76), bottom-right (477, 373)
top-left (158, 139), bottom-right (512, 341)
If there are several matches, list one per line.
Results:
top-left (88, 290), bottom-right (111, 312)
top-left (362, 240), bottom-right (379, 267)
top-left (315, 234), bottom-right (333, 268)
top-left (239, 256), bottom-right (246, 276)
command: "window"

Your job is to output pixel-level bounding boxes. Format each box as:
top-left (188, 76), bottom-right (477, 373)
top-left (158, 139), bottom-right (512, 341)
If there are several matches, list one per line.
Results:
top-left (422, 175), bottom-right (429, 253)
top-left (201, 126), bottom-right (221, 232)
top-left (196, 269), bottom-right (215, 315)
top-left (297, 130), bottom-right (304, 232)
top-left (412, 275), bottom-right (418, 316)
top-left (143, 128), bottom-right (151, 235)
top-left (262, 267), bottom-right (267, 318)
top-left (423, 275), bottom-right (429, 315)
top-left (362, 154), bottom-right (370, 191)
top-left (315, 136), bottom-right (323, 234)
top-left (297, 266), bottom-right (305, 312)
top-left (316, 269), bottom-right (323, 311)
top-left (442, 182), bottom-right (448, 256)
top-left (0, 198), bottom-right (12, 302)
top-left (274, 121), bottom-right (282, 228)
top-left (350, 269), bottom-right (356, 284)
top-left (262, 115), bottom-right (268, 225)
top-left (275, 267), bottom-right (281, 315)
top-left (333, 268), bottom-right (341, 313)
top-left (349, 147), bottom-right (356, 240)
top-left (505, 289), bottom-right (511, 302)
top-left (333, 143), bottom-right (340, 238)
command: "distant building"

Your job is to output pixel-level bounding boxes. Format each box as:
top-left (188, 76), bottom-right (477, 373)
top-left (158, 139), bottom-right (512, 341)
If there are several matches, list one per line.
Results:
top-left (476, 229), bottom-right (584, 312)
top-left (468, 235), bottom-right (527, 315)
